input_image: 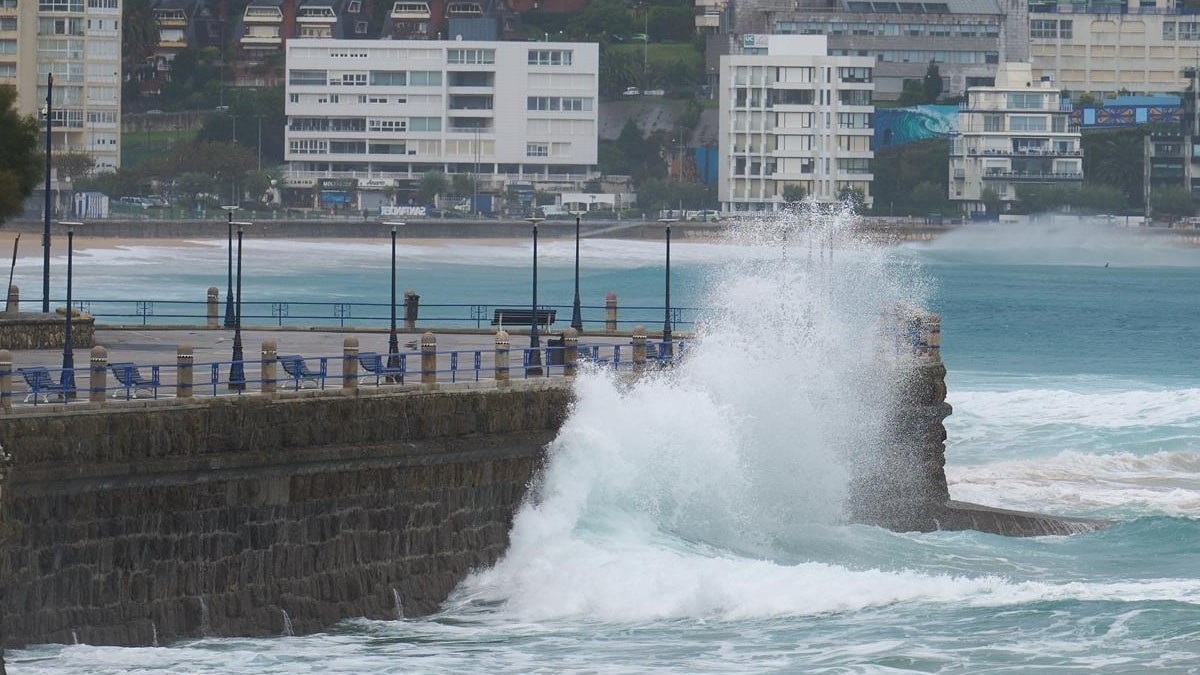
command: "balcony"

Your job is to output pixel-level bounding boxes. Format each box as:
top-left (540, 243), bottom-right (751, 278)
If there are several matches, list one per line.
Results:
top-left (153, 9), bottom-right (188, 26)
top-left (982, 170), bottom-right (1084, 180)
top-left (243, 6), bottom-right (283, 23)
top-left (445, 1), bottom-right (481, 16)
top-left (390, 2), bottom-right (430, 19)
top-left (297, 5), bottom-right (336, 22)
top-left (695, 10), bottom-right (720, 27)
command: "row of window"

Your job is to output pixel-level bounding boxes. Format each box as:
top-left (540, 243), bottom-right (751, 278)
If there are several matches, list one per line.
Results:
top-left (527, 96), bottom-right (592, 112)
top-left (289, 139), bottom-right (573, 159)
top-left (832, 49), bottom-right (999, 65)
top-left (290, 69), bottom-right (444, 87)
top-left (1164, 22), bottom-right (1200, 41)
top-left (1031, 19), bottom-right (1073, 39)
top-left (777, 20), bottom-right (999, 39)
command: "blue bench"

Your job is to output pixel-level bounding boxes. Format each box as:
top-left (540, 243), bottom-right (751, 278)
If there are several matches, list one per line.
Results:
top-left (279, 355), bottom-right (322, 389)
top-left (18, 366), bottom-right (66, 403)
top-left (358, 352), bottom-right (405, 384)
top-left (109, 362), bottom-right (159, 399)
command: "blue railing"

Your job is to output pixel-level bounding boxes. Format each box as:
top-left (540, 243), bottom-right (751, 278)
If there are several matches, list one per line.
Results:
top-left (55, 298), bottom-right (699, 332)
top-left (5, 340), bottom-right (689, 407)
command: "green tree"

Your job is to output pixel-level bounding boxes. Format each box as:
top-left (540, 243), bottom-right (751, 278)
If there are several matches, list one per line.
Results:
top-left (121, 0), bottom-right (159, 101)
top-left (418, 171), bottom-right (448, 205)
top-left (923, 62), bottom-right (943, 103)
top-left (1149, 185), bottom-right (1195, 221)
top-left (566, 0), bottom-right (633, 41)
top-left (980, 187), bottom-right (1004, 216)
top-left (1082, 128), bottom-right (1144, 211)
top-left (910, 181), bottom-right (950, 213)
top-left (782, 184), bottom-right (806, 203)
top-left (897, 79), bottom-right (925, 106)
top-left (54, 152), bottom-right (95, 182)
top-left (0, 85), bottom-right (41, 226)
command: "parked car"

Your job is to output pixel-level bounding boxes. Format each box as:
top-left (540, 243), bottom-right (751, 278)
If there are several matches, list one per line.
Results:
top-left (623, 87), bottom-right (641, 97)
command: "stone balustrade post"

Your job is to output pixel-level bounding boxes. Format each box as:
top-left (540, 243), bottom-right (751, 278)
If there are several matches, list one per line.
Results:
top-left (206, 287), bottom-right (219, 329)
top-left (562, 327), bottom-right (579, 377)
top-left (89, 346), bottom-right (107, 403)
top-left (261, 340), bottom-right (277, 394)
top-left (403, 290), bottom-right (420, 330)
top-left (631, 325), bottom-right (647, 375)
top-left (0, 349), bottom-right (10, 412)
top-left (343, 337), bottom-right (359, 390)
top-left (177, 344), bottom-right (194, 399)
top-left (5, 284), bottom-right (17, 314)
top-left (421, 332), bottom-right (437, 386)
top-left (494, 330), bottom-right (510, 386)
top-left (605, 292), bottom-right (618, 332)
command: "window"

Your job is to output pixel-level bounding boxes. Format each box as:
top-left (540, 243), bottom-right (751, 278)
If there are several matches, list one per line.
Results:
top-left (1059, 20), bottom-right (1072, 39)
top-left (408, 116), bottom-right (440, 131)
top-left (369, 118), bottom-right (407, 132)
top-left (1031, 19), bottom-right (1056, 39)
top-left (838, 89), bottom-right (871, 106)
top-left (347, 0), bottom-right (361, 10)
top-left (0, 18), bottom-right (16, 31)
top-left (87, 0), bottom-right (118, 8)
top-left (335, 72), bottom-right (367, 86)
top-left (289, 139), bottom-right (329, 155)
top-left (370, 70), bottom-right (406, 86)
top-left (526, 96), bottom-right (591, 111)
top-left (527, 49), bottom-right (572, 66)
top-left (837, 112), bottom-right (871, 129)
top-left (289, 69), bottom-right (326, 85)
top-left (356, 21), bottom-right (367, 34)
top-left (446, 48), bottom-right (495, 64)
top-left (0, 39), bottom-right (14, 55)
top-left (526, 142), bottom-right (548, 157)
top-left (329, 140), bottom-right (366, 154)
top-left (1007, 92), bottom-right (1045, 109)
top-left (40, 0), bottom-right (83, 11)
top-left (1009, 115), bottom-right (1047, 132)
top-left (838, 67), bottom-right (871, 83)
top-left (408, 71), bottom-right (441, 86)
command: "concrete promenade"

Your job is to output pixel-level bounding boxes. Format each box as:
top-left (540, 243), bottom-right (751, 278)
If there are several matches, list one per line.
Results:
top-left (3, 324), bottom-right (660, 408)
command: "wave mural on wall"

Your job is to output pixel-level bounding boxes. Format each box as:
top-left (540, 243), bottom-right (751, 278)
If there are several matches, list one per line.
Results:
top-left (873, 105), bottom-right (960, 149)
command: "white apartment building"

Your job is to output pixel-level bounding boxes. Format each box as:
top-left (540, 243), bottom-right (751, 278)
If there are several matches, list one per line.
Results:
top-left (949, 62), bottom-right (1083, 214)
top-left (718, 34), bottom-right (874, 212)
top-left (0, 0), bottom-right (122, 172)
top-left (282, 38), bottom-right (599, 209)
top-left (1030, 0), bottom-right (1200, 97)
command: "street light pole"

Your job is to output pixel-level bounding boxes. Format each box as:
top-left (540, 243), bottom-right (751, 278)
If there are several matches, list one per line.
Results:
top-left (382, 221), bottom-right (406, 375)
top-left (221, 206), bottom-right (238, 327)
top-left (59, 221), bottom-right (81, 399)
top-left (42, 73), bottom-right (53, 313)
top-left (569, 209), bottom-right (586, 331)
top-left (525, 216), bottom-right (545, 376)
top-left (228, 222), bottom-right (249, 391)
top-left (659, 218), bottom-right (678, 358)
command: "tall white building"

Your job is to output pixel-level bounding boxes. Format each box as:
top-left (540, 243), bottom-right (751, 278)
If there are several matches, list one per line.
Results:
top-left (0, 0), bottom-right (122, 172)
top-left (718, 34), bottom-right (874, 212)
top-left (282, 38), bottom-right (599, 209)
top-left (949, 62), bottom-right (1083, 214)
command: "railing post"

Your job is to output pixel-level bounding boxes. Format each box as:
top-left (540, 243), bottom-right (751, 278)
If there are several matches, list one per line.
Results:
top-left (206, 286), bottom-right (219, 329)
top-left (605, 292), bottom-right (618, 332)
top-left (631, 325), bottom-right (647, 375)
top-left (562, 327), bottom-right (579, 377)
top-left (0, 349), bottom-right (10, 412)
top-left (261, 340), bottom-right (277, 394)
top-left (421, 331), bottom-right (437, 386)
top-left (89, 345), bottom-right (107, 403)
top-left (494, 329), bottom-right (510, 386)
top-left (177, 343), bottom-right (194, 399)
top-left (343, 336), bottom-right (358, 390)
top-left (5, 284), bottom-right (17, 314)
top-left (403, 290), bottom-right (420, 330)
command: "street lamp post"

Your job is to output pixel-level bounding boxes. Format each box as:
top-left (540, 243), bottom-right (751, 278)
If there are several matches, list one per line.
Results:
top-left (525, 216), bottom-right (545, 376)
top-left (59, 221), bottom-right (82, 399)
top-left (658, 218), bottom-right (678, 358)
top-left (42, 73), bottom-right (53, 313)
top-left (220, 206), bottom-right (238, 327)
top-left (569, 209), bottom-right (586, 331)
top-left (228, 222), bottom-right (250, 391)
top-left (382, 221), bottom-right (406, 375)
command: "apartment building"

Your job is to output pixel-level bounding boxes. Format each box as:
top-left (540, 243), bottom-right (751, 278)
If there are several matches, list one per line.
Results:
top-left (282, 38), bottom-right (598, 210)
top-left (1029, 0), bottom-right (1200, 98)
top-left (0, 0), bottom-right (122, 172)
top-left (948, 62), bottom-right (1083, 214)
top-left (718, 34), bottom-right (874, 212)
top-left (707, 0), bottom-right (1028, 101)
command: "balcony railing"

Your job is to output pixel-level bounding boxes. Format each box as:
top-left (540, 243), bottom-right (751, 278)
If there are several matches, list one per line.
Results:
top-left (982, 170), bottom-right (1084, 180)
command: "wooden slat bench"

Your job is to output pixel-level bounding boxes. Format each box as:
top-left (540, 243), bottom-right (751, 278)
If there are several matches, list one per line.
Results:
top-left (491, 308), bottom-right (556, 330)
top-left (279, 355), bottom-right (322, 389)
top-left (358, 352), bottom-right (405, 384)
top-left (17, 366), bottom-right (65, 403)
top-left (109, 362), bottom-right (159, 399)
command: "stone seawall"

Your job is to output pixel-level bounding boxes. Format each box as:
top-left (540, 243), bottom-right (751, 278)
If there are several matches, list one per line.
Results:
top-left (0, 383), bottom-right (571, 648)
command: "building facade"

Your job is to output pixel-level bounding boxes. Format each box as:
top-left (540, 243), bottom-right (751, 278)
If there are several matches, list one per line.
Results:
top-left (706, 0), bottom-right (1028, 101)
top-left (282, 38), bottom-right (598, 210)
top-left (0, 0), bottom-right (122, 172)
top-left (949, 62), bottom-right (1083, 214)
top-left (718, 34), bottom-right (875, 212)
top-left (1029, 0), bottom-right (1200, 98)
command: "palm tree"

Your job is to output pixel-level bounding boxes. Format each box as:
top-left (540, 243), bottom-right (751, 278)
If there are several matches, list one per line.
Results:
top-left (1083, 129), bottom-right (1144, 208)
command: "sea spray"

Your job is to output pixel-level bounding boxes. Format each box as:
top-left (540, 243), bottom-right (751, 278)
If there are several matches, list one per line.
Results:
top-left (460, 203), bottom-right (932, 620)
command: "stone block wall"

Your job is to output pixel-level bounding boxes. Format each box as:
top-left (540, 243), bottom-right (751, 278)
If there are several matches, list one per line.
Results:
top-left (0, 314), bottom-right (94, 351)
top-left (0, 384), bottom-right (571, 648)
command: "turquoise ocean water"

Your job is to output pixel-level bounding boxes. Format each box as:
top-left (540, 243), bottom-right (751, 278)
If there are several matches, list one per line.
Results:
top-left (8, 214), bottom-right (1200, 673)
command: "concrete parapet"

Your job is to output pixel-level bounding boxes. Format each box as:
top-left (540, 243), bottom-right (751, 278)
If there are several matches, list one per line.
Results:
top-left (177, 344), bottom-right (194, 399)
top-left (631, 325), bottom-right (647, 375)
top-left (343, 337), bottom-right (359, 390)
top-left (206, 287), bottom-right (219, 329)
top-left (261, 340), bottom-right (277, 394)
top-left (494, 331), bottom-right (510, 385)
top-left (421, 332), bottom-right (437, 386)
